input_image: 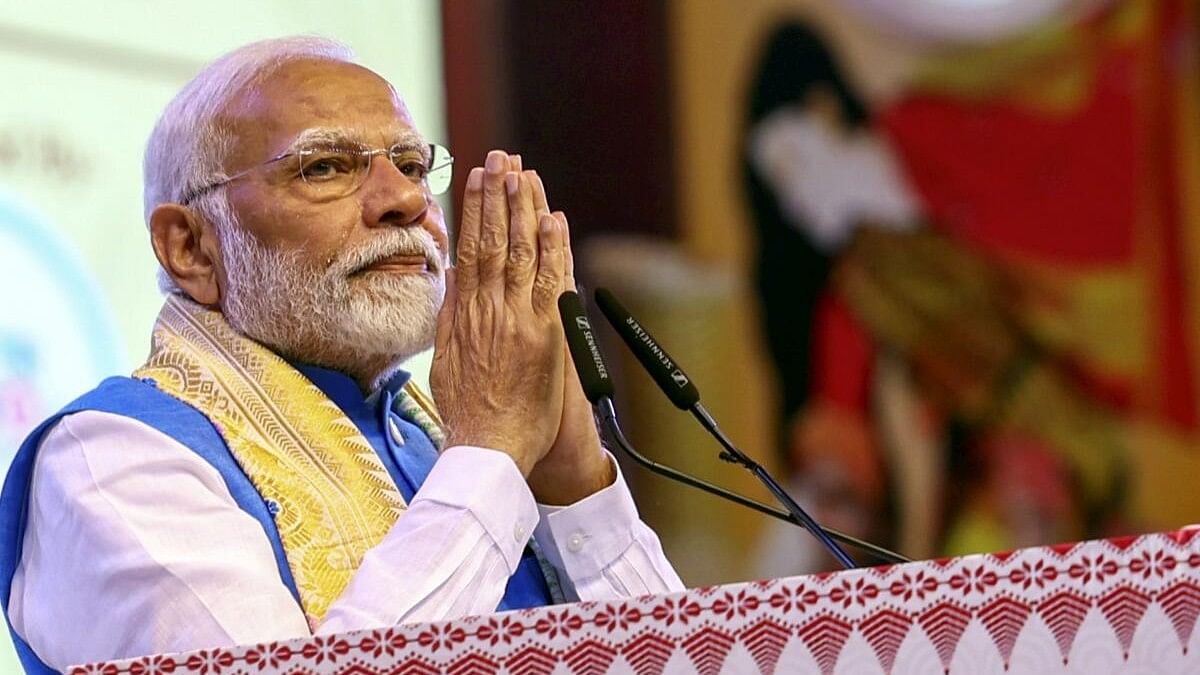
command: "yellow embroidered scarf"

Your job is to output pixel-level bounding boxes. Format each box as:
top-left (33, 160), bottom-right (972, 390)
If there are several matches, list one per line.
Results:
top-left (133, 295), bottom-right (431, 624)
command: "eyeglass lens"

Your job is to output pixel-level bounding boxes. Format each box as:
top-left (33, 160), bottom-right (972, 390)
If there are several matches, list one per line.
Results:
top-left (296, 143), bottom-right (454, 198)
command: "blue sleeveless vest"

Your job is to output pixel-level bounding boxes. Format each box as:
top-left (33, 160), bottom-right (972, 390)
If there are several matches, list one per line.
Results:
top-left (0, 373), bottom-right (552, 673)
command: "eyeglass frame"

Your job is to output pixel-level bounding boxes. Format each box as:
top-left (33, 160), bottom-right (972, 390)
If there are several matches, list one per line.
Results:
top-left (178, 141), bottom-right (454, 206)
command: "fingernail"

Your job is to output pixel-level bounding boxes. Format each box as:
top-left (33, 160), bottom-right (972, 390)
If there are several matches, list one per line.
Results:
top-left (540, 215), bottom-right (555, 233)
top-left (467, 167), bottom-right (483, 190)
top-left (485, 151), bottom-right (505, 174)
top-left (512, 154), bottom-right (523, 171)
top-left (505, 172), bottom-right (518, 194)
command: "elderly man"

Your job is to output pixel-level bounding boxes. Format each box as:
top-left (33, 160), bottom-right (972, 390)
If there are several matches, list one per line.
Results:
top-left (0, 37), bottom-right (682, 672)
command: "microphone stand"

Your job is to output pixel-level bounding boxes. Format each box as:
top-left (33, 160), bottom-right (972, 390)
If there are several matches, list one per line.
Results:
top-left (690, 404), bottom-right (855, 568)
top-left (596, 398), bottom-right (910, 566)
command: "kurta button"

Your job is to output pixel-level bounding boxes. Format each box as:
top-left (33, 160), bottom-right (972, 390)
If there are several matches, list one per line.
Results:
top-left (567, 533), bottom-right (585, 553)
top-left (513, 523), bottom-right (527, 542)
top-left (388, 417), bottom-right (405, 446)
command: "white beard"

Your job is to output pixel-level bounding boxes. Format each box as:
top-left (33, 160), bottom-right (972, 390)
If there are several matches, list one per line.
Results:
top-left (218, 224), bottom-right (446, 384)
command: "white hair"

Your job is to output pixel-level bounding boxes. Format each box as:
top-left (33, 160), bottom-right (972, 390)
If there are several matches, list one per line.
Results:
top-left (144, 36), bottom-right (356, 294)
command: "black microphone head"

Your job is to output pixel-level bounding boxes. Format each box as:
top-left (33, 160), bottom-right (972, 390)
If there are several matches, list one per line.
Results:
top-left (593, 288), bottom-right (701, 410)
top-left (558, 291), bottom-right (615, 404)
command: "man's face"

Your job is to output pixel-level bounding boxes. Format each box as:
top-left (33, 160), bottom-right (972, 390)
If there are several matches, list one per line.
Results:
top-left (210, 59), bottom-right (450, 383)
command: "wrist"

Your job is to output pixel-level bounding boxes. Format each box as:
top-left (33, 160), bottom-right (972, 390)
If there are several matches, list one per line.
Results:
top-left (445, 431), bottom-right (539, 477)
top-left (528, 447), bottom-right (615, 505)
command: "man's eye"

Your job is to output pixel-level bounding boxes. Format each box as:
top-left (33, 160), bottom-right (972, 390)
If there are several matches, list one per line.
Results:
top-left (301, 153), bottom-right (355, 180)
top-left (396, 158), bottom-right (430, 180)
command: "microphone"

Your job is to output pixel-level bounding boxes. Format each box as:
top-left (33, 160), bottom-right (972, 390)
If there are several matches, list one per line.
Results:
top-left (591, 292), bottom-right (700, 411)
top-left (558, 291), bottom-right (614, 403)
top-left (594, 288), bottom-right (865, 569)
top-left (559, 290), bottom-right (908, 566)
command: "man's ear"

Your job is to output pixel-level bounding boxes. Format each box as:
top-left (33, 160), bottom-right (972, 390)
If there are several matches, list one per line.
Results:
top-left (149, 204), bottom-right (222, 306)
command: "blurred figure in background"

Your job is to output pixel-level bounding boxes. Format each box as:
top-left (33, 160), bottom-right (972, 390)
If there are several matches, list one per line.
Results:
top-left (744, 0), bottom-right (1197, 572)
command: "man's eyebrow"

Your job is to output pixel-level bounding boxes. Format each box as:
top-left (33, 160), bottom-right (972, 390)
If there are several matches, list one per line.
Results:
top-left (389, 129), bottom-right (428, 150)
top-left (387, 130), bottom-right (432, 163)
top-left (280, 127), bottom-right (429, 156)
top-left (281, 127), bottom-right (355, 152)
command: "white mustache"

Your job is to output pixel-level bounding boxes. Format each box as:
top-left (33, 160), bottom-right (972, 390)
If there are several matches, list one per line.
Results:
top-left (334, 229), bottom-right (444, 276)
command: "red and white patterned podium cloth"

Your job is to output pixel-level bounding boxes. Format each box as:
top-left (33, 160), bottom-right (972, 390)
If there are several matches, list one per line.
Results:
top-left (73, 528), bottom-right (1200, 674)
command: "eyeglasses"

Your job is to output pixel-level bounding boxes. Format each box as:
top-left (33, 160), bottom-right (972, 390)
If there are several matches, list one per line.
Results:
top-left (180, 142), bottom-right (454, 205)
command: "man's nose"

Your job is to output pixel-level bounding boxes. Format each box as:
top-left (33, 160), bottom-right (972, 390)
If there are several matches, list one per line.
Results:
top-left (360, 155), bottom-right (429, 228)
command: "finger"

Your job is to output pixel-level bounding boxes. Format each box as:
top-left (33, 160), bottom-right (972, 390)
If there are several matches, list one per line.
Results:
top-left (554, 211), bottom-right (577, 292)
top-left (532, 213), bottom-right (566, 315)
top-left (530, 171), bottom-right (550, 221)
top-left (434, 267), bottom-right (457, 356)
top-left (506, 172), bottom-right (539, 296)
top-left (478, 150), bottom-right (510, 289)
top-left (509, 154), bottom-right (523, 172)
top-left (455, 167), bottom-right (484, 296)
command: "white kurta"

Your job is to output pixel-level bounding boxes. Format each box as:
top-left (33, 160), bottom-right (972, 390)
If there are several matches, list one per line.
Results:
top-left (8, 410), bottom-right (684, 670)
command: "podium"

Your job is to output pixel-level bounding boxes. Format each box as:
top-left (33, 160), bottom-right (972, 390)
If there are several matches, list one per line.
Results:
top-left (71, 528), bottom-right (1200, 674)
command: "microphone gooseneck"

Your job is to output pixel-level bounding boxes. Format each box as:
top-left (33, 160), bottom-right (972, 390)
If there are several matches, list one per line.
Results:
top-left (557, 290), bottom-right (908, 566)
top-left (592, 288), bottom-right (865, 570)
top-left (594, 398), bottom-right (908, 564)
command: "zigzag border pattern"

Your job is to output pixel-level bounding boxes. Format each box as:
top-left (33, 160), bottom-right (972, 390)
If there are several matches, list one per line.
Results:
top-left (72, 529), bottom-right (1200, 674)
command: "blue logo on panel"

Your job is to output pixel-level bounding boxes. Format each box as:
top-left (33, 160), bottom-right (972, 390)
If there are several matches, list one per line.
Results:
top-left (0, 191), bottom-right (123, 463)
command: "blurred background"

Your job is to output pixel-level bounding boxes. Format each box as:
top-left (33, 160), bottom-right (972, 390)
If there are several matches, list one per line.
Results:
top-left (3, 0), bottom-right (1200, 665)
